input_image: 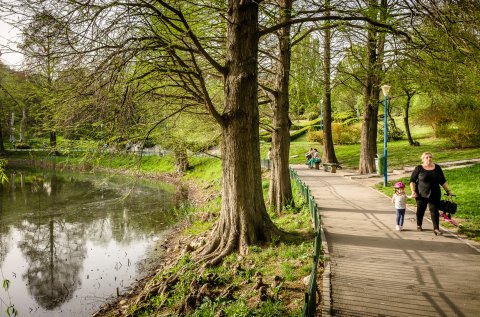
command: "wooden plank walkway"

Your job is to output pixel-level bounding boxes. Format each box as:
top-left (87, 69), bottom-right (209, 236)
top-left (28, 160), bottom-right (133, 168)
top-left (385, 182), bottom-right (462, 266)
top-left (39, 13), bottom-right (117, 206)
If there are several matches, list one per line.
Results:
top-left (292, 164), bottom-right (480, 317)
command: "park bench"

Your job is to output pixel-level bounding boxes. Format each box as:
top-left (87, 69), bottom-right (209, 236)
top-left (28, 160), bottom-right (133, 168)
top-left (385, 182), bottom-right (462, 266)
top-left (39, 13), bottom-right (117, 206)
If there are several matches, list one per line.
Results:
top-left (323, 162), bottom-right (341, 173)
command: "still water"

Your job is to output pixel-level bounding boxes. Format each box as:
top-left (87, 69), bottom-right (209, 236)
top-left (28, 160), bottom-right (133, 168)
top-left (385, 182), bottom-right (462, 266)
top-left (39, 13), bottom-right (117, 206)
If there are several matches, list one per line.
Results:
top-left (0, 168), bottom-right (186, 316)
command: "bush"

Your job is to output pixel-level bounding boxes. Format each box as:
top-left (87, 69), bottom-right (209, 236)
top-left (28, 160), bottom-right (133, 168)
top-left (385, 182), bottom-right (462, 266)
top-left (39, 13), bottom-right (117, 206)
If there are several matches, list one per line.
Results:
top-left (307, 123), bottom-right (361, 144)
top-left (291, 126), bottom-right (315, 141)
top-left (15, 142), bottom-right (31, 149)
top-left (306, 112), bottom-right (320, 121)
top-left (307, 130), bottom-right (323, 143)
top-left (332, 122), bottom-right (361, 144)
top-left (378, 122), bottom-right (405, 141)
top-left (446, 108), bottom-right (480, 147)
top-left (332, 110), bottom-right (358, 124)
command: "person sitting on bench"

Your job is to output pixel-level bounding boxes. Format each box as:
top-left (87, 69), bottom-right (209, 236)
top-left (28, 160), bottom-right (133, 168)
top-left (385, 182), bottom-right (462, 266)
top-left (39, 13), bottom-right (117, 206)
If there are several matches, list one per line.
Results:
top-left (307, 148), bottom-right (321, 168)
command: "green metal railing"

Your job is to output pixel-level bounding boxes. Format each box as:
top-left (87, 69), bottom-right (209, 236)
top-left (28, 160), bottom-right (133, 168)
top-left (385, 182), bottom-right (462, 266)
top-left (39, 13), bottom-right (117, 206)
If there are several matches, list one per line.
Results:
top-left (290, 168), bottom-right (322, 317)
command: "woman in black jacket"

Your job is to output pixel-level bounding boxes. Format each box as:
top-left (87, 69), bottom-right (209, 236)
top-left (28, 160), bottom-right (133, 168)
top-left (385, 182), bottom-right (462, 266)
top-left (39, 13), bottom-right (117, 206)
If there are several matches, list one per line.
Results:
top-left (410, 152), bottom-right (453, 235)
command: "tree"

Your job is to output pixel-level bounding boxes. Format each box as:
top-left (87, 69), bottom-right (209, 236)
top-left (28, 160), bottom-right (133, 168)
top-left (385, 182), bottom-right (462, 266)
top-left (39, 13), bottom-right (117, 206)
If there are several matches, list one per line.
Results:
top-left (263, 0), bottom-right (295, 214)
top-left (321, 0), bottom-right (338, 164)
top-left (5, 0), bottom-right (286, 265)
top-left (19, 11), bottom-right (67, 147)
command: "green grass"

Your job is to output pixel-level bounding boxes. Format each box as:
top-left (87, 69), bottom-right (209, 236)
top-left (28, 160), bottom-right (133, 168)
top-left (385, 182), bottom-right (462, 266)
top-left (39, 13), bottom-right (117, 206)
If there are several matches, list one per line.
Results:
top-left (270, 137), bottom-right (480, 169)
top-left (125, 189), bottom-right (312, 317)
top-left (374, 164), bottom-right (480, 241)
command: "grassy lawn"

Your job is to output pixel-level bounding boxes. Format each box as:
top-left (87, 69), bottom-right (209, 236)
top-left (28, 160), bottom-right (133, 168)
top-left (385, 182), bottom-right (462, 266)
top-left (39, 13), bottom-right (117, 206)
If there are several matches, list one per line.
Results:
top-left (282, 137), bottom-right (480, 169)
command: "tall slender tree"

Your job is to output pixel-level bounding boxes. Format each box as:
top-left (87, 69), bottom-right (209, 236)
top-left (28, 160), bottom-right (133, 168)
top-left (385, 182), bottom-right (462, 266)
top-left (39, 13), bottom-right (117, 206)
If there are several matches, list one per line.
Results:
top-left (322, 0), bottom-right (338, 164)
top-left (266, 0), bottom-right (294, 214)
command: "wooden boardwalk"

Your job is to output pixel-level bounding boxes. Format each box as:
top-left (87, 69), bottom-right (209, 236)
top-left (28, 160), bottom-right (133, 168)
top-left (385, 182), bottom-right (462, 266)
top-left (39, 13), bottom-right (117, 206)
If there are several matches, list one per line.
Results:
top-left (292, 164), bottom-right (480, 317)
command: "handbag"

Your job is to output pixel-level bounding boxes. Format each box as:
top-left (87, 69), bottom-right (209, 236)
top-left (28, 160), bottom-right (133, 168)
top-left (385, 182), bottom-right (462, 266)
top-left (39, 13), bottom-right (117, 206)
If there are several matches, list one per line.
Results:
top-left (439, 197), bottom-right (457, 214)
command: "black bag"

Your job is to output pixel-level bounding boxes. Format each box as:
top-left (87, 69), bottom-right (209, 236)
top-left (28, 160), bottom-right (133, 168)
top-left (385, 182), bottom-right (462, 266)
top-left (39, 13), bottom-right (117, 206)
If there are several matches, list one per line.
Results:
top-left (439, 198), bottom-right (457, 214)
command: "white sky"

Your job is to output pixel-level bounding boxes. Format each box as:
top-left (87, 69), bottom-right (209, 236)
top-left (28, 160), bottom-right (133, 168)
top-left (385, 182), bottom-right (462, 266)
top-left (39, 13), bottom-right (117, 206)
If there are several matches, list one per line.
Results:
top-left (0, 18), bottom-right (24, 67)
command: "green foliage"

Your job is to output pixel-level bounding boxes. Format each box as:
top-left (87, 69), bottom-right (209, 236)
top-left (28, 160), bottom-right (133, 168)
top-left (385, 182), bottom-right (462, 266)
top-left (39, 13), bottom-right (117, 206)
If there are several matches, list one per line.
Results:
top-left (289, 35), bottom-right (323, 116)
top-left (305, 111), bottom-right (320, 121)
top-left (306, 130), bottom-right (323, 143)
top-left (2, 278), bottom-right (18, 317)
top-left (377, 121), bottom-right (405, 142)
top-left (6, 305), bottom-right (18, 317)
top-left (332, 110), bottom-right (358, 124)
top-left (303, 118), bottom-right (362, 145)
top-left (0, 159), bottom-right (8, 184)
top-left (446, 103), bottom-right (480, 147)
top-left (290, 126), bottom-right (316, 141)
top-left (331, 122), bottom-right (362, 144)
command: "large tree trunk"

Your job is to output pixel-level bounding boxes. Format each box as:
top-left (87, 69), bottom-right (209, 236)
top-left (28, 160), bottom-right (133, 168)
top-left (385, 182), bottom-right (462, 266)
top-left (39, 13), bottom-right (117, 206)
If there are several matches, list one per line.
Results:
top-left (322, 0), bottom-right (338, 164)
top-left (359, 25), bottom-right (379, 174)
top-left (199, 0), bottom-right (281, 266)
top-left (359, 0), bottom-right (386, 174)
top-left (268, 0), bottom-right (293, 214)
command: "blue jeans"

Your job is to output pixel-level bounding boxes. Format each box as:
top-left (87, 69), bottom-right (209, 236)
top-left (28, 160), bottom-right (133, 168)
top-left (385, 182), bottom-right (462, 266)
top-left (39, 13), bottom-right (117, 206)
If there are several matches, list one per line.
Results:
top-left (396, 209), bottom-right (405, 226)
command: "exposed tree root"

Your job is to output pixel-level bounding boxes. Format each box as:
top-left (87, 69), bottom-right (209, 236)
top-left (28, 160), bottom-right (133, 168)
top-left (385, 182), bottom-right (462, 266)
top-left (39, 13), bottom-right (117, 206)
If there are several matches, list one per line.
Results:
top-left (194, 213), bottom-right (292, 267)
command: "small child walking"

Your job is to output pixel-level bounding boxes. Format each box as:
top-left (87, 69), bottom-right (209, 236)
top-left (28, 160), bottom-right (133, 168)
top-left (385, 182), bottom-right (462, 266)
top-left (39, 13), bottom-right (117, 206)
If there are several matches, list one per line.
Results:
top-left (392, 182), bottom-right (408, 231)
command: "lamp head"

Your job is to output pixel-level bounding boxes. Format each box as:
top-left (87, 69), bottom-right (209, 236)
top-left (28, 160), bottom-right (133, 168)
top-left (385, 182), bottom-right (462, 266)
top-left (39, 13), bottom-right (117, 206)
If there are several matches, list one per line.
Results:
top-left (381, 85), bottom-right (391, 97)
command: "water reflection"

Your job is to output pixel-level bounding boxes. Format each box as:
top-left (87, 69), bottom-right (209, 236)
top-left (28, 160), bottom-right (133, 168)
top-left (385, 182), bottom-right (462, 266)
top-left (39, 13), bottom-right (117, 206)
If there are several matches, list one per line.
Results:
top-left (0, 168), bottom-right (184, 316)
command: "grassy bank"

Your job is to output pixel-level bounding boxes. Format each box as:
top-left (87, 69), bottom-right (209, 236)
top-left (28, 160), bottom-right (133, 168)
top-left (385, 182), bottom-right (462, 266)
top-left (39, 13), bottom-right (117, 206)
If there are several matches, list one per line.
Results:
top-left (275, 135), bottom-right (480, 169)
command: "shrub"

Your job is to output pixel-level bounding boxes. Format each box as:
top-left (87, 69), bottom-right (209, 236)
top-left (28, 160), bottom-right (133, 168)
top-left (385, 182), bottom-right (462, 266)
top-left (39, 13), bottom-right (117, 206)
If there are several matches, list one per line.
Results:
top-left (15, 142), bottom-right (31, 149)
top-left (307, 123), bottom-right (361, 144)
top-left (378, 122), bottom-right (405, 141)
top-left (307, 130), bottom-right (323, 143)
top-left (446, 108), bottom-right (480, 147)
top-left (306, 112), bottom-right (320, 121)
top-left (332, 122), bottom-right (361, 144)
top-left (332, 110), bottom-right (358, 124)
top-left (290, 126), bottom-right (315, 141)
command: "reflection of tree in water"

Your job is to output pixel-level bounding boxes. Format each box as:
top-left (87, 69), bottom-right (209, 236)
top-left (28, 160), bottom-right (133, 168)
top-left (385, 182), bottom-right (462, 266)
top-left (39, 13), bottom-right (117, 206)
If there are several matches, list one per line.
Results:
top-left (17, 174), bottom-right (87, 310)
top-left (2, 167), bottom-right (184, 310)
top-left (0, 189), bottom-right (9, 265)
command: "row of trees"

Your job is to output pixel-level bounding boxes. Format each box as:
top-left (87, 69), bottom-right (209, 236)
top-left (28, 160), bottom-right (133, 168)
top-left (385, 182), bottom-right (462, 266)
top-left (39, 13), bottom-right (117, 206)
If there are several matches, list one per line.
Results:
top-left (1, 0), bottom-right (479, 263)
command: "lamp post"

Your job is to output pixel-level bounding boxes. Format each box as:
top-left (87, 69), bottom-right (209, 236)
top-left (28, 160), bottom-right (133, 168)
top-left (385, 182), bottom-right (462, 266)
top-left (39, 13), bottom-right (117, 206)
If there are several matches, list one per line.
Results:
top-left (381, 85), bottom-right (391, 187)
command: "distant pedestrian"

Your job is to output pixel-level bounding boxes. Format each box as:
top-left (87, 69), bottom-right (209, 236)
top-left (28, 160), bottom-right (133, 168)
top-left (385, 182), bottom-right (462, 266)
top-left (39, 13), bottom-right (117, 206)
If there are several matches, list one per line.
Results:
top-left (410, 152), bottom-right (453, 235)
top-left (391, 182), bottom-right (408, 231)
top-left (267, 147), bottom-right (272, 160)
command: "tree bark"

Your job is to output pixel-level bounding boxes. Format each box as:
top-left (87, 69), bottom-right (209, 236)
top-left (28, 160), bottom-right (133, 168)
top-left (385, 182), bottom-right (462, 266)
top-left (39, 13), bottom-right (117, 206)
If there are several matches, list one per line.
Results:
top-left (174, 148), bottom-right (189, 174)
top-left (0, 123), bottom-right (4, 152)
top-left (268, 0), bottom-right (293, 214)
top-left (359, 24), bottom-right (378, 174)
top-left (49, 131), bottom-right (56, 147)
top-left (322, 0), bottom-right (338, 164)
top-left (403, 89), bottom-right (416, 145)
top-left (199, 0), bottom-right (281, 266)
top-left (359, 0), bottom-right (386, 174)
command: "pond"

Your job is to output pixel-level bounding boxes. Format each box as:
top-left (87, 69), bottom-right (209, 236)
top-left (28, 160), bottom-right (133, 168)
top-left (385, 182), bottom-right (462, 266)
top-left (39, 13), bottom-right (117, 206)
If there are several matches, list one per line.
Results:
top-left (0, 167), bottom-right (188, 316)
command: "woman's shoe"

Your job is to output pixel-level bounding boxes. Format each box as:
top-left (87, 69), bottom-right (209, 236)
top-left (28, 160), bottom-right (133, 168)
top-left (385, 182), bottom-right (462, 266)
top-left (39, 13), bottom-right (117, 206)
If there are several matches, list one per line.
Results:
top-left (417, 226), bottom-right (422, 231)
top-left (434, 229), bottom-right (442, 236)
